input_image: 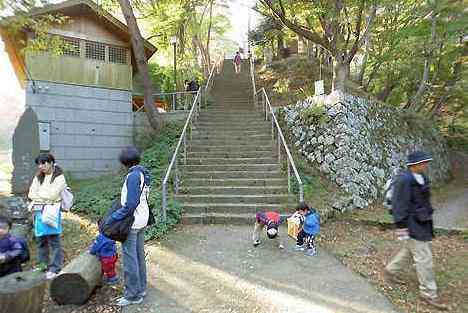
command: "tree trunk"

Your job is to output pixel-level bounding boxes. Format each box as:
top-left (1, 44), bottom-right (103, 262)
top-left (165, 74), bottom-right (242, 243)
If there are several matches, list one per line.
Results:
top-left (118, 0), bottom-right (160, 130)
top-left (0, 271), bottom-right (46, 313)
top-left (49, 252), bottom-right (102, 305)
top-left (332, 59), bottom-right (350, 91)
top-left (377, 80), bottom-right (397, 102)
top-left (205, 0), bottom-right (214, 70)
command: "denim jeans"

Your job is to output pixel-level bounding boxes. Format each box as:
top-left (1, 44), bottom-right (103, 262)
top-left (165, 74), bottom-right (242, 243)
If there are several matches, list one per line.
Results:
top-left (122, 229), bottom-right (147, 300)
top-left (36, 234), bottom-right (63, 273)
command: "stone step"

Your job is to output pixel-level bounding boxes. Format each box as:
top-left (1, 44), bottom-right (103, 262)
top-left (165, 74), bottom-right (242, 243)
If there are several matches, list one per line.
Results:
top-left (200, 110), bottom-right (259, 114)
top-left (185, 171), bottom-right (283, 179)
top-left (188, 138), bottom-right (273, 147)
top-left (192, 130), bottom-right (271, 138)
top-left (181, 186), bottom-right (288, 195)
top-left (192, 133), bottom-right (272, 141)
top-left (189, 145), bottom-right (274, 153)
top-left (184, 178), bottom-right (287, 187)
top-left (197, 116), bottom-right (264, 123)
top-left (186, 157), bottom-right (277, 165)
top-left (180, 203), bottom-right (293, 215)
top-left (180, 212), bottom-right (293, 225)
top-left (183, 164), bottom-right (280, 172)
top-left (187, 151), bottom-right (276, 159)
top-left (194, 124), bottom-right (271, 131)
top-left (177, 194), bottom-right (290, 205)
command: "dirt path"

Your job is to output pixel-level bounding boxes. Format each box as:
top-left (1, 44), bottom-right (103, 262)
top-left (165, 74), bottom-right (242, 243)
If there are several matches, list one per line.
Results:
top-left (433, 151), bottom-right (468, 231)
top-left (124, 225), bottom-right (399, 313)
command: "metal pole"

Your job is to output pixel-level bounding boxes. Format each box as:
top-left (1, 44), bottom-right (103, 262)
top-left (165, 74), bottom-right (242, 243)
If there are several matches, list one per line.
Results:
top-left (174, 159), bottom-right (179, 194)
top-left (287, 161), bottom-right (291, 193)
top-left (271, 116), bottom-right (274, 141)
top-left (183, 133), bottom-right (187, 165)
top-left (173, 41), bottom-right (177, 99)
top-left (172, 93), bottom-right (176, 111)
top-left (162, 183), bottom-right (167, 222)
top-left (277, 132), bottom-right (281, 163)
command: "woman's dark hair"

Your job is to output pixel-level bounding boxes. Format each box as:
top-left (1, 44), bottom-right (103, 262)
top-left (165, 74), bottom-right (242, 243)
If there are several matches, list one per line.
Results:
top-left (35, 153), bottom-right (63, 184)
top-left (0, 215), bottom-right (12, 229)
top-left (119, 146), bottom-right (141, 168)
top-left (296, 202), bottom-right (310, 211)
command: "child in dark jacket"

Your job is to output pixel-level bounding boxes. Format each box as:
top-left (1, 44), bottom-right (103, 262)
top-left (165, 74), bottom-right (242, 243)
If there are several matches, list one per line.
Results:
top-left (90, 233), bottom-right (118, 284)
top-left (0, 216), bottom-right (27, 277)
top-left (294, 202), bottom-right (320, 256)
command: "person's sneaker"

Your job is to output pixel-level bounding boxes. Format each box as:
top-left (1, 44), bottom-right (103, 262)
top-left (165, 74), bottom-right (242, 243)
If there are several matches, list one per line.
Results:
top-left (253, 240), bottom-right (261, 247)
top-left (116, 297), bottom-right (143, 306)
top-left (45, 271), bottom-right (57, 280)
top-left (139, 291), bottom-right (147, 298)
top-left (305, 248), bottom-right (316, 256)
top-left (383, 269), bottom-right (406, 284)
top-left (104, 276), bottom-right (119, 285)
top-left (294, 244), bottom-right (305, 251)
top-left (419, 295), bottom-right (448, 311)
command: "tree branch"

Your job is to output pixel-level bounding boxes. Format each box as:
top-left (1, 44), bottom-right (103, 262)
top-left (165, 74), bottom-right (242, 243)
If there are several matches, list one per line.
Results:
top-left (348, 2), bottom-right (376, 62)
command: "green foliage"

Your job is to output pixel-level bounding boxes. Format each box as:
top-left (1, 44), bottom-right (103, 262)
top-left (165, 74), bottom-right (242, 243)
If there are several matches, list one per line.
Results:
top-left (71, 122), bottom-right (184, 240)
top-left (299, 103), bottom-right (328, 125)
top-left (272, 78), bottom-right (290, 94)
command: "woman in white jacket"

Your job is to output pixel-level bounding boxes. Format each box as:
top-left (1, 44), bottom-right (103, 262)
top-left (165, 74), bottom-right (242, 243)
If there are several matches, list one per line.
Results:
top-left (28, 153), bottom-right (67, 280)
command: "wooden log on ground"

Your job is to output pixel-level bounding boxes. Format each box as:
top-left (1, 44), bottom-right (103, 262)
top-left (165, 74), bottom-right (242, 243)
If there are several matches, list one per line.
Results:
top-left (49, 252), bottom-right (102, 305)
top-left (0, 270), bottom-right (47, 313)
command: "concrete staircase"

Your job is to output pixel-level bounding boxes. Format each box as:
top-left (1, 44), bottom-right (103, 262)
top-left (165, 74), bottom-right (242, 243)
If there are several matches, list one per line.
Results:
top-left (178, 60), bottom-right (293, 224)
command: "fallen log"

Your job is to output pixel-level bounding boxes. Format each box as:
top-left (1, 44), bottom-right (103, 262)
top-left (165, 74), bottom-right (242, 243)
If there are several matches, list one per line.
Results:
top-left (0, 270), bottom-right (47, 313)
top-left (49, 252), bottom-right (102, 305)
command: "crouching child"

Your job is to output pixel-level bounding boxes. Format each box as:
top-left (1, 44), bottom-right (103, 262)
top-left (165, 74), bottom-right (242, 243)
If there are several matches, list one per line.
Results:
top-left (90, 232), bottom-right (119, 284)
top-left (294, 203), bottom-right (320, 256)
top-left (252, 211), bottom-right (284, 249)
top-left (0, 216), bottom-right (30, 278)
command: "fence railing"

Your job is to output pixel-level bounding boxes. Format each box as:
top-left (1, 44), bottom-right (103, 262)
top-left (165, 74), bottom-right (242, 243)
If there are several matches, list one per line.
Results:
top-left (248, 55), bottom-right (304, 202)
top-left (161, 65), bottom-right (217, 221)
top-left (134, 90), bottom-right (200, 113)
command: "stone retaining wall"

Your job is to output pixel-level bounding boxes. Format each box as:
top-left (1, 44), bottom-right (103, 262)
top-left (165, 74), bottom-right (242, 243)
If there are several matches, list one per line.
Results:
top-left (283, 91), bottom-right (451, 211)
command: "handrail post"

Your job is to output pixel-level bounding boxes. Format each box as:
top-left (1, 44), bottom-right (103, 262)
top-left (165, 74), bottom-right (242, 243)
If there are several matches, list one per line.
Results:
top-left (278, 132), bottom-right (281, 163)
top-left (183, 133), bottom-right (187, 165)
top-left (172, 93), bottom-right (176, 111)
top-left (287, 161), bottom-right (291, 194)
top-left (162, 182), bottom-right (167, 222)
top-left (271, 114), bottom-right (274, 141)
top-left (174, 159), bottom-right (179, 194)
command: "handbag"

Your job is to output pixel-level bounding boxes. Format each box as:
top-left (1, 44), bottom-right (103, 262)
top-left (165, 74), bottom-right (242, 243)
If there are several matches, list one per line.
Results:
top-left (61, 187), bottom-right (74, 211)
top-left (41, 203), bottom-right (61, 228)
top-left (99, 200), bottom-right (134, 242)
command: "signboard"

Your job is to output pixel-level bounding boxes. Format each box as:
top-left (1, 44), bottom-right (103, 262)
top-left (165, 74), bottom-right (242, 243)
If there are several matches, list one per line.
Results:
top-left (314, 80), bottom-right (324, 96)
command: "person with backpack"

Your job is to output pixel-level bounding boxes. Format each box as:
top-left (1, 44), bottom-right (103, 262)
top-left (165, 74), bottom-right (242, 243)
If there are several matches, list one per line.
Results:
top-left (28, 153), bottom-right (67, 280)
top-left (233, 51), bottom-right (242, 74)
top-left (106, 147), bottom-right (151, 307)
top-left (0, 216), bottom-right (29, 277)
top-left (293, 202), bottom-right (320, 256)
top-left (384, 151), bottom-right (448, 311)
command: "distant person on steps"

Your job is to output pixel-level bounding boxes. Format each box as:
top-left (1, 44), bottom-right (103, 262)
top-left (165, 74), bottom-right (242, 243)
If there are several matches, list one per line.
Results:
top-left (233, 51), bottom-right (242, 74)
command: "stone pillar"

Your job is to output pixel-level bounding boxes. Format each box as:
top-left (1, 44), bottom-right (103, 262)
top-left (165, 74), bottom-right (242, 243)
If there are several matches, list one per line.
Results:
top-left (11, 107), bottom-right (40, 195)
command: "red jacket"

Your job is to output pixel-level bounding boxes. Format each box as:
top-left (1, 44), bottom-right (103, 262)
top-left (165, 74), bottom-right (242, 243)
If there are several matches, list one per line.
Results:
top-left (256, 211), bottom-right (281, 226)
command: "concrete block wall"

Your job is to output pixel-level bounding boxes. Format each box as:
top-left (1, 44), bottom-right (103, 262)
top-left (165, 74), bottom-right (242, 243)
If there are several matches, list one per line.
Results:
top-left (26, 81), bottom-right (133, 179)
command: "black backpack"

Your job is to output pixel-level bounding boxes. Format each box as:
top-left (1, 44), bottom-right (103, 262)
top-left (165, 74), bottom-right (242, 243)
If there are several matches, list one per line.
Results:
top-left (98, 200), bottom-right (135, 242)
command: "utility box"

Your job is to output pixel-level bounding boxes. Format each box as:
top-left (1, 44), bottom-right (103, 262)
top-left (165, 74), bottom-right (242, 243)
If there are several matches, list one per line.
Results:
top-left (38, 122), bottom-right (50, 151)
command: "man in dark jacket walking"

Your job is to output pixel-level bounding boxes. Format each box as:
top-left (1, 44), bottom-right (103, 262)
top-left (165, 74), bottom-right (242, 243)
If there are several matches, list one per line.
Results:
top-left (385, 151), bottom-right (448, 310)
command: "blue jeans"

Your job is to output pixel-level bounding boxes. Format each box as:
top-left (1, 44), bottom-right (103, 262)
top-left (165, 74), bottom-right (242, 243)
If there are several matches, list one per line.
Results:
top-left (36, 234), bottom-right (63, 273)
top-left (122, 229), bottom-right (147, 300)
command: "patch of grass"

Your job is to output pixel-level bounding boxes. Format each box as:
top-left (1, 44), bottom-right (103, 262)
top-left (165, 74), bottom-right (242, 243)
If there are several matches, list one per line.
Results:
top-left (70, 122), bottom-right (184, 240)
top-left (298, 103), bottom-right (328, 126)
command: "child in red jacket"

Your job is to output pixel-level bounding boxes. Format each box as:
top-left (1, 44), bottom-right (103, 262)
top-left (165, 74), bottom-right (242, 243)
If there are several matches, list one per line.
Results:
top-left (252, 211), bottom-right (284, 249)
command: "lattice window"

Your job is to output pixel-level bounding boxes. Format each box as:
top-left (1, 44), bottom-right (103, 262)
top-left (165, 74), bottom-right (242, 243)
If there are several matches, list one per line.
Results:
top-left (62, 37), bottom-right (81, 57)
top-left (109, 46), bottom-right (127, 64)
top-left (85, 41), bottom-right (105, 61)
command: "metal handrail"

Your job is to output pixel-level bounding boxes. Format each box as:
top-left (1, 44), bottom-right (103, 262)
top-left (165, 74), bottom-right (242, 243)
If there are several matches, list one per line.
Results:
top-left (248, 54), bottom-right (304, 202)
top-left (134, 91), bottom-right (199, 113)
top-left (161, 64), bottom-right (217, 221)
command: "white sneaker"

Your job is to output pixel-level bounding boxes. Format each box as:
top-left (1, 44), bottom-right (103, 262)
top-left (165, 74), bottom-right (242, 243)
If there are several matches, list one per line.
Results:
top-left (253, 240), bottom-right (261, 247)
top-left (45, 271), bottom-right (57, 280)
top-left (294, 244), bottom-right (305, 251)
top-left (116, 296), bottom-right (143, 306)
